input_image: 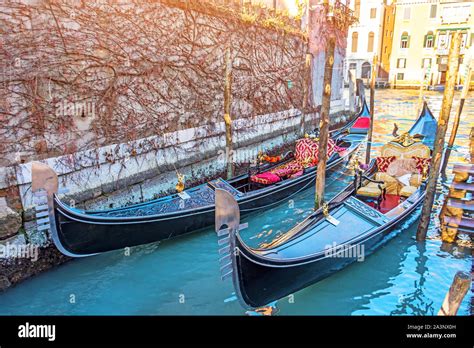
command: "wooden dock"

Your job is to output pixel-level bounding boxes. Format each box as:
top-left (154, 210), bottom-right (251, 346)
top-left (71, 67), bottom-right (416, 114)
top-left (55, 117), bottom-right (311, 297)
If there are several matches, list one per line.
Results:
top-left (439, 163), bottom-right (474, 242)
top-left (439, 127), bottom-right (474, 243)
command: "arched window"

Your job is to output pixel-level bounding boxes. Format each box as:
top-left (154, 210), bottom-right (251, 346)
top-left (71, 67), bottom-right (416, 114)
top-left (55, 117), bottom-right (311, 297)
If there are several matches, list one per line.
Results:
top-left (368, 32), bottom-right (375, 52)
top-left (424, 31), bottom-right (434, 48)
top-left (401, 31), bottom-right (410, 48)
top-left (361, 62), bottom-right (371, 79)
top-left (352, 32), bottom-right (358, 53)
top-left (354, 0), bottom-right (361, 19)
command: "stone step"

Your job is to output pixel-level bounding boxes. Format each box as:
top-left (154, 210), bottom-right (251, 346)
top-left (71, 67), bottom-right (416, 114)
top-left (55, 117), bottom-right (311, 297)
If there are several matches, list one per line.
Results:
top-left (453, 164), bottom-right (474, 175)
top-left (451, 182), bottom-right (474, 192)
top-left (446, 198), bottom-right (474, 212)
top-left (443, 216), bottom-right (474, 232)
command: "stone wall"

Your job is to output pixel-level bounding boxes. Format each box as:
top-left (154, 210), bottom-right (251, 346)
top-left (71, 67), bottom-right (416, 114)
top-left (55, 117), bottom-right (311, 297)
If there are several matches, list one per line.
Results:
top-left (0, 0), bottom-right (308, 167)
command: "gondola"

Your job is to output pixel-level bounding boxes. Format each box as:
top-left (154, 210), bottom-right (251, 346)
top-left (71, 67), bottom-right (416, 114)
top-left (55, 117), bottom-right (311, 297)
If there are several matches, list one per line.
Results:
top-left (31, 102), bottom-right (371, 257)
top-left (214, 102), bottom-right (438, 309)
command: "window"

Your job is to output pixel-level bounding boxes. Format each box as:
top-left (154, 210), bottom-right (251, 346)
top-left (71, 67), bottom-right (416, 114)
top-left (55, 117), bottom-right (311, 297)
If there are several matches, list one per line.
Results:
top-left (384, 46), bottom-right (387, 54)
top-left (354, 0), bottom-right (360, 19)
top-left (430, 4), bottom-right (437, 18)
top-left (422, 58), bottom-right (432, 69)
top-left (397, 58), bottom-right (406, 68)
top-left (349, 63), bottom-right (357, 71)
top-left (397, 73), bottom-right (405, 80)
top-left (403, 7), bottom-right (411, 20)
top-left (424, 31), bottom-right (434, 48)
top-left (352, 32), bottom-right (358, 53)
top-left (438, 32), bottom-right (449, 50)
top-left (401, 32), bottom-right (410, 48)
top-left (368, 32), bottom-right (375, 52)
top-left (370, 8), bottom-right (377, 19)
top-left (361, 62), bottom-right (371, 79)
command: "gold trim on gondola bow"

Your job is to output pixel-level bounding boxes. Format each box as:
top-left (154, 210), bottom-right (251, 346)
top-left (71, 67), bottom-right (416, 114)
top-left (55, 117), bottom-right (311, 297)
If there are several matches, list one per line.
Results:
top-left (392, 132), bottom-right (420, 147)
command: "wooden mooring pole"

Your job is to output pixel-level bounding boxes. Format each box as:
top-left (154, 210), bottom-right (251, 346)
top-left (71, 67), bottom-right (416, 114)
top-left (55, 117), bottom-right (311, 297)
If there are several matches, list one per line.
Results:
top-left (300, 53), bottom-right (312, 136)
top-left (438, 271), bottom-right (471, 315)
top-left (442, 60), bottom-right (473, 173)
top-left (224, 45), bottom-right (233, 179)
top-left (416, 31), bottom-right (462, 241)
top-left (365, 55), bottom-right (377, 164)
top-left (314, 36), bottom-right (335, 210)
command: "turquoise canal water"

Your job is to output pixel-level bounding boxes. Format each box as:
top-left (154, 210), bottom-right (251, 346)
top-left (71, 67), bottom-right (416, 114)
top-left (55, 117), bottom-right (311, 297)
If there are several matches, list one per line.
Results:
top-left (0, 90), bottom-right (472, 315)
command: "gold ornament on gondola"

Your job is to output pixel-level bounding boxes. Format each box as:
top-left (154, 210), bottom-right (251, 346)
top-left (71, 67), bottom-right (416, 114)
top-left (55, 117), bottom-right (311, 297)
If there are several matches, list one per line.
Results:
top-left (392, 132), bottom-right (420, 147)
top-left (422, 165), bottom-right (429, 181)
top-left (257, 150), bottom-right (265, 164)
top-left (347, 154), bottom-right (360, 171)
top-left (322, 203), bottom-right (329, 217)
top-left (176, 172), bottom-right (185, 193)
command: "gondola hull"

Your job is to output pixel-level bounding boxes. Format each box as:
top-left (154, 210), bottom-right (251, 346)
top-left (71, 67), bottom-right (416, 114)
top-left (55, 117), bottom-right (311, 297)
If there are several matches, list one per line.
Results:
top-left (33, 100), bottom-right (370, 257)
top-left (231, 189), bottom-right (424, 308)
top-left (52, 140), bottom-right (361, 255)
top-left (214, 101), bottom-right (437, 309)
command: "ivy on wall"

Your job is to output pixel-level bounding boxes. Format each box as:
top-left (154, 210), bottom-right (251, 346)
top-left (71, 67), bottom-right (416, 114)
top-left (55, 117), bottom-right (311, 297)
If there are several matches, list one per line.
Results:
top-left (0, 0), bottom-right (308, 167)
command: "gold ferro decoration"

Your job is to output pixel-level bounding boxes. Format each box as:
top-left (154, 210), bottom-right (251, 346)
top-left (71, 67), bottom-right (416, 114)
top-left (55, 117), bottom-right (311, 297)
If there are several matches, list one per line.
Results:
top-left (392, 132), bottom-right (420, 147)
top-left (176, 172), bottom-right (185, 193)
top-left (347, 154), bottom-right (360, 171)
top-left (322, 202), bottom-right (329, 217)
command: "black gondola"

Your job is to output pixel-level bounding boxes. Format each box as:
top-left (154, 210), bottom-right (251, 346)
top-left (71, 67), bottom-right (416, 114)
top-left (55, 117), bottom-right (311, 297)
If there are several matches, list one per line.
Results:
top-left (31, 103), bottom-right (371, 257)
top-left (214, 103), bottom-right (438, 309)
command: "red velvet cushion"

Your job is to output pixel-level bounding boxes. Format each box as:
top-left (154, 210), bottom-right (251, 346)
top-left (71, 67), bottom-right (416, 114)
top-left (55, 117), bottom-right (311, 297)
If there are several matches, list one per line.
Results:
top-left (412, 156), bottom-right (431, 174)
top-left (376, 156), bottom-right (396, 172)
top-left (352, 117), bottom-right (370, 129)
top-left (250, 172), bottom-right (281, 185)
top-left (271, 160), bottom-right (304, 177)
top-left (289, 170), bottom-right (304, 179)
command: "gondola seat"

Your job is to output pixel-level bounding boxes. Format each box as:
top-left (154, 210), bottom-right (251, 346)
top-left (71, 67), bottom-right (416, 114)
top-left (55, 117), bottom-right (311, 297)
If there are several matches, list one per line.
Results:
top-left (357, 134), bottom-right (431, 203)
top-left (251, 137), bottom-right (341, 185)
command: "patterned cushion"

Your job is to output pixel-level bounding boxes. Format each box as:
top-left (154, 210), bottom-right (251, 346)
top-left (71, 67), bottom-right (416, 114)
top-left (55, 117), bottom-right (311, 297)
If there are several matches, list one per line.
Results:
top-left (376, 156), bottom-right (396, 172)
top-left (289, 170), bottom-right (304, 179)
top-left (294, 138), bottom-right (336, 167)
top-left (250, 172), bottom-right (281, 185)
top-left (270, 160), bottom-right (304, 177)
top-left (295, 138), bottom-right (319, 166)
top-left (412, 156), bottom-right (431, 174)
top-left (386, 158), bottom-right (418, 177)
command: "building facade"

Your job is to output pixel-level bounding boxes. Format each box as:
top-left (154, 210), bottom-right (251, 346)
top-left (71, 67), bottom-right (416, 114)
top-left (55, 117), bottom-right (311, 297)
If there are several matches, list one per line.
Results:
top-left (344, 0), bottom-right (395, 84)
top-left (389, 0), bottom-right (474, 88)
